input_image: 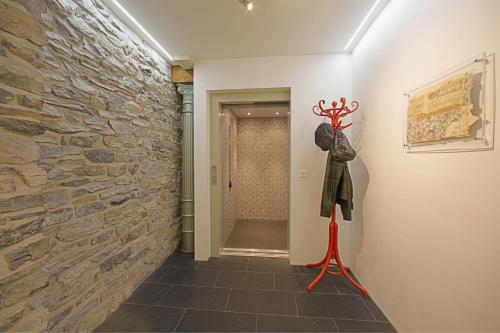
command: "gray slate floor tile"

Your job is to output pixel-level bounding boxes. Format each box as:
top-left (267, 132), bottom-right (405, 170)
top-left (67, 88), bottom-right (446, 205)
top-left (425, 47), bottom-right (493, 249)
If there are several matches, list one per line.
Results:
top-left (364, 298), bottom-right (390, 322)
top-left (294, 293), bottom-right (373, 320)
top-left (196, 256), bottom-right (248, 271)
top-left (159, 267), bottom-right (220, 286)
top-left (227, 288), bottom-right (297, 315)
top-left (158, 285), bottom-right (230, 310)
top-left (125, 283), bottom-right (171, 305)
top-left (257, 314), bottom-right (336, 332)
top-left (144, 267), bottom-right (168, 283)
top-left (97, 254), bottom-right (395, 332)
top-left (248, 257), bottom-right (299, 273)
top-left (216, 270), bottom-right (274, 290)
top-left (94, 304), bottom-right (184, 332)
top-left (224, 219), bottom-right (288, 250)
top-left (331, 275), bottom-right (365, 296)
top-left (275, 273), bottom-right (338, 293)
top-left (176, 309), bottom-right (257, 332)
top-left (335, 319), bottom-right (396, 332)
top-left (298, 264), bottom-right (341, 274)
top-left (162, 253), bottom-right (199, 268)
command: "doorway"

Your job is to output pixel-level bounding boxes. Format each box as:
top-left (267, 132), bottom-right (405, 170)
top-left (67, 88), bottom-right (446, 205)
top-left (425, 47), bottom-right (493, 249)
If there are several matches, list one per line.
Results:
top-left (221, 103), bottom-right (290, 255)
top-left (209, 89), bottom-right (291, 258)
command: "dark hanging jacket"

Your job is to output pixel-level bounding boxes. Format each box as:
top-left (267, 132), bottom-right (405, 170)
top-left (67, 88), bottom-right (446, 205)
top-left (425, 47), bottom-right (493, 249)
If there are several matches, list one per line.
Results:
top-left (314, 124), bottom-right (355, 221)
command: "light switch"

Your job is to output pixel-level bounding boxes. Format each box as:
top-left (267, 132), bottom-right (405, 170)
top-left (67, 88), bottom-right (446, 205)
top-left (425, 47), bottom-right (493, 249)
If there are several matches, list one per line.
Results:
top-left (299, 169), bottom-right (308, 178)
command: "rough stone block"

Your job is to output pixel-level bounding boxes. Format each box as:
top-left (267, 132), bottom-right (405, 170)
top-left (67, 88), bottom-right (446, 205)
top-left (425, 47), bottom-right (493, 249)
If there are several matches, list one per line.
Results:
top-left (56, 215), bottom-right (103, 242)
top-left (43, 207), bottom-right (74, 227)
top-left (67, 16), bottom-right (97, 40)
top-left (0, 178), bottom-right (15, 194)
top-left (67, 135), bottom-right (98, 148)
top-left (0, 31), bottom-right (44, 68)
top-left (84, 149), bottom-right (114, 163)
top-left (18, 163), bottom-right (48, 187)
top-left (70, 78), bottom-right (96, 95)
top-left (107, 165), bottom-right (126, 177)
top-left (0, 303), bottom-right (25, 332)
top-left (74, 165), bottom-right (106, 176)
top-left (127, 164), bottom-right (139, 175)
top-left (0, 116), bottom-right (47, 135)
top-left (75, 201), bottom-right (106, 217)
top-left (83, 116), bottom-right (113, 135)
top-left (90, 95), bottom-right (107, 109)
top-left (0, 0), bottom-right (48, 45)
top-left (0, 52), bottom-right (44, 93)
top-left (52, 84), bottom-right (84, 101)
top-left (0, 87), bottom-right (14, 104)
top-left (0, 216), bottom-right (42, 249)
top-left (103, 136), bottom-right (122, 148)
top-left (0, 189), bottom-right (68, 214)
top-left (109, 120), bottom-right (134, 135)
top-left (4, 234), bottom-right (49, 270)
top-left (40, 145), bottom-right (80, 159)
top-left (43, 98), bottom-right (91, 115)
top-left (19, 95), bottom-right (42, 108)
top-left (99, 247), bottom-right (131, 272)
top-left (83, 181), bottom-right (113, 193)
top-left (109, 195), bottom-right (129, 206)
top-left (8, 307), bottom-right (48, 333)
top-left (99, 186), bottom-right (136, 200)
top-left (61, 178), bottom-right (91, 187)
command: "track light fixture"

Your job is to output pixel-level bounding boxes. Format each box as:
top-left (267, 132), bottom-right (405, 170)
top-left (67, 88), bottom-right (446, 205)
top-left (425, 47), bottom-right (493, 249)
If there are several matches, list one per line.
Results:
top-left (239, 0), bottom-right (255, 11)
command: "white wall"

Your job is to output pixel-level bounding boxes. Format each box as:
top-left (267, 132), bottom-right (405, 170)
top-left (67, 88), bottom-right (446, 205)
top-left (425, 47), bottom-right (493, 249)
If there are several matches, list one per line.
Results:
top-left (350, 0), bottom-right (500, 331)
top-left (194, 54), bottom-right (352, 264)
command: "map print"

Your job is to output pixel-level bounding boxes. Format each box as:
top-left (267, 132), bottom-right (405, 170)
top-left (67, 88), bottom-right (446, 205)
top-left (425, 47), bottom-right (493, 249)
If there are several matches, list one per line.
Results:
top-left (407, 71), bottom-right (479, 144)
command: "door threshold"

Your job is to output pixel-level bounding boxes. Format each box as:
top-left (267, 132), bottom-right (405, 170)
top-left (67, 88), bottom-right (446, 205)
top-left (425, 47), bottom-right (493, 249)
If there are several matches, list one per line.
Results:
top-left (221, 247), bottom-right (289, 258)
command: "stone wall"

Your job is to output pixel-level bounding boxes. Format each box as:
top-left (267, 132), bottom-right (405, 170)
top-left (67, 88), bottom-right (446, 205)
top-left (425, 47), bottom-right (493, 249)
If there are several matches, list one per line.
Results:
top-left (0, 0), bottom-right (182, 331)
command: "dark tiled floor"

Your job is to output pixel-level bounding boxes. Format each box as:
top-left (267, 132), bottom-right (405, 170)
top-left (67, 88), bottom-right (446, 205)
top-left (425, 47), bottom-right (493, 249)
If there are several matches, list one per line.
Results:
top-left (95, 252), bottom-right (396, 332)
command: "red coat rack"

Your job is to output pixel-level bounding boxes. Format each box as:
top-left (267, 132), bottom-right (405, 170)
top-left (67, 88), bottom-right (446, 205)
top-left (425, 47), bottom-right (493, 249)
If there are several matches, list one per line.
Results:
top-left (307, 97), bottom-right (369, 298)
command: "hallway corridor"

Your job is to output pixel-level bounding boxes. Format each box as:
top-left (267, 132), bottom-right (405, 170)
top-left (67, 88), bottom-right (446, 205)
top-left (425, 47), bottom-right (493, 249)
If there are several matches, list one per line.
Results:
top-left (96, 251), bottom-right (395, 332)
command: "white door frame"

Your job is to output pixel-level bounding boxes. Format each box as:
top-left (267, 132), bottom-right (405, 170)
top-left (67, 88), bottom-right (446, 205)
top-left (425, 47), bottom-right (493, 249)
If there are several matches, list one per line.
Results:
top-left (209, 88), bottom-right (291, 257)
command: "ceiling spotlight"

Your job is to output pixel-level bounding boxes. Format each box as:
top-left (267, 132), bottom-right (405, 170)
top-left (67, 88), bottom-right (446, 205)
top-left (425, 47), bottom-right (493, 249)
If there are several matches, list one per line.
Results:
top-left (247, 112), bottom-right (251, 116)
top-left (239, 0), bottom-right (255, 11)
top-left (275, 112), bottom-right (279, 115)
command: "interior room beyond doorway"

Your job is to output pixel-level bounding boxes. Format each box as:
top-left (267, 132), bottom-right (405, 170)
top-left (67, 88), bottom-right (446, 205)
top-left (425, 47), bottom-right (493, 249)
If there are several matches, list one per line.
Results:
top-left (221, 103), bottom-right (290, 254)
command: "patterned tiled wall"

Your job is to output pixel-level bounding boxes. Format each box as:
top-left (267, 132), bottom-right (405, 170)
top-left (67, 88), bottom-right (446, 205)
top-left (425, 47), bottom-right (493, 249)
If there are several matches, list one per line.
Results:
top-left (237, 118), bottom-right (289, 220)
top-left (222, 110), bottom-right (238, 241)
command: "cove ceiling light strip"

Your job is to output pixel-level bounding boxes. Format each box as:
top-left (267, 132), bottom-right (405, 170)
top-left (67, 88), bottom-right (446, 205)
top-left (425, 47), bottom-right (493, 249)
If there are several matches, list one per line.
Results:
top-left (110, 0), bottom-right (174, 62)
top-left (344, 0), bottom-right (386, 52)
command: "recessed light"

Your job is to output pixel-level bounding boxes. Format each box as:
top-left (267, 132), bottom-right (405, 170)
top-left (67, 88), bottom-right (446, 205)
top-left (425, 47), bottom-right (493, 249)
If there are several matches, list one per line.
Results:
top-left (110, 0), bottom-right (174, 61)
top-left (275, 112), bottom-right (279, 115)
top-left (247, 112), bottom-right (251, 116)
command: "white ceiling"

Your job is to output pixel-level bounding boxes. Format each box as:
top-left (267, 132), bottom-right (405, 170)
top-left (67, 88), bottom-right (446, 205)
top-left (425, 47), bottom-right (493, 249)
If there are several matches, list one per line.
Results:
top-left (224, 103), bottom-right (289, 118)
top-left (108, 0), bottom-right (377, 60)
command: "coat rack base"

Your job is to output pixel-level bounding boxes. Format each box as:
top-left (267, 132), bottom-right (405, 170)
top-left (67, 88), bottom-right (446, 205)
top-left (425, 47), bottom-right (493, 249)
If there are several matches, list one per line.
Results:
top-left (306, 212), bottom-right (369, 298)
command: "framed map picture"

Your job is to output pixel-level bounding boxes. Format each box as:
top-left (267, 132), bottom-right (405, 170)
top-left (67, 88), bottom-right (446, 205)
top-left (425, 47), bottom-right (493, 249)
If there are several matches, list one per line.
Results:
top-left (403, 52), bottom-right (495, 153)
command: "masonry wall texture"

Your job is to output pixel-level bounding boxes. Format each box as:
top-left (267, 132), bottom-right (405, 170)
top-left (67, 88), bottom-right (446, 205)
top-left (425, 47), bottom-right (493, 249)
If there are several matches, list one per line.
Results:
top-left (0, 0), bottom-right (182, 331)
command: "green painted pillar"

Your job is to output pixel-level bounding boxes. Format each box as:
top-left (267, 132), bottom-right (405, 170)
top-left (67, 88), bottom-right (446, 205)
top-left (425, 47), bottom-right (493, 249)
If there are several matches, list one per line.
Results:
top-left (177, 84), bottom-right (194, 253)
